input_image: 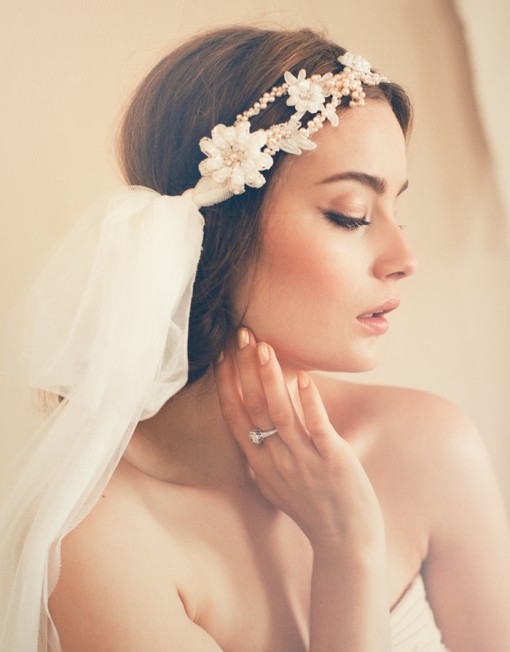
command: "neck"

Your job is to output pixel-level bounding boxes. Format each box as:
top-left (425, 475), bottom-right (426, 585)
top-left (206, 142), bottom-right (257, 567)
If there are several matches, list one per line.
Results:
top-left (124, 370), bottom-right (255, 489)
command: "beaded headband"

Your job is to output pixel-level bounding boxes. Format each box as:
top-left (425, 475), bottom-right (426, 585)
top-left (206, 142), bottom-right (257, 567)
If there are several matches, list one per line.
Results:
top-left (193, 52), bottom-right (388, 206)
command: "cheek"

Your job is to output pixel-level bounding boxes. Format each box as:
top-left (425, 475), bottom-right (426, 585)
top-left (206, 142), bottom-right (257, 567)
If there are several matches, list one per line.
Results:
top-left (266, 223), bottom-right (365, 296)
top-left (263, 231), bottom-right (329, 298)
top-left (245, 227), bottom-right (364, 333)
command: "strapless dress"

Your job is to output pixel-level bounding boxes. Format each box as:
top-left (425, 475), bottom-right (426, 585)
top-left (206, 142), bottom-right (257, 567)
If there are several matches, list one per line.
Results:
top-left (390, 574), bottom-right (449, 651)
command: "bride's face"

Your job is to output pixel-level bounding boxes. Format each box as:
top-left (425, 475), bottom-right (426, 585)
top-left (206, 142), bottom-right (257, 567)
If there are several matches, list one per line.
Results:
top-left (234, 100), bottom-right (417, 374)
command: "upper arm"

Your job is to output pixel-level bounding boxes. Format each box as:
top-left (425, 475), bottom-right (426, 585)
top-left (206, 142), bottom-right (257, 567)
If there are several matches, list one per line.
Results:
top-left (419, 397), bottom-right (510, 651)
top-left (49, 515), bottom-right (223, 652)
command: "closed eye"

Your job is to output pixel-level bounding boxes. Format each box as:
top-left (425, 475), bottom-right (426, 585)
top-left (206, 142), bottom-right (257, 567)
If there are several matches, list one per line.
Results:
top-left (323, 212), bottom-right (370, 230)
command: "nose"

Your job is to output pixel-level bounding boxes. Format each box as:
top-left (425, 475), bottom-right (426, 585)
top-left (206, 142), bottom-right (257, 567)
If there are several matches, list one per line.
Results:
top-left (373, 223), bottom-right (417, 280)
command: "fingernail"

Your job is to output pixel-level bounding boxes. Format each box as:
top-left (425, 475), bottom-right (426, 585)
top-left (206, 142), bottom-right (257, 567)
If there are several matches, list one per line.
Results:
top-left (257, 342), bottom-right (269, 366)
top-left (297, 370), bottom-right (310, 389)
top-left (238, 328), bottom-right (250, 349)
top-left (216, 350), bottom-right (224, 364)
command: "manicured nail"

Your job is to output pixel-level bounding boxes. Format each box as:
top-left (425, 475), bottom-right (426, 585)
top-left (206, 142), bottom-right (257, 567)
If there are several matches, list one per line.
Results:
top-left (238, 328), bottom-right (250, 349)
top-left (297, 370), bottom-right (310, 389)
top-left (257, 342), bottom-right (269, 366)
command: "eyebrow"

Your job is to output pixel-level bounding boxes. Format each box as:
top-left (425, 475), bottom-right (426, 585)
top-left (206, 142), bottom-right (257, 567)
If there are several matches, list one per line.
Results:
top-left (318, 171), bottom-right (409, 196)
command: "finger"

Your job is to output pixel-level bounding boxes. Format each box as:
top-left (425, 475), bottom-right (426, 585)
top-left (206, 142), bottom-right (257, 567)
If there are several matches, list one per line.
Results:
top-left (214, 347), bottom-right (258, 456)
top-left (215, 347), bottom-right (283, 466)
top-left (296, 371), bottom-right (339, 458)
top-left (234, 328), bottom-right (278, 433)
top-left (256, 342), bottom-right (313, 453)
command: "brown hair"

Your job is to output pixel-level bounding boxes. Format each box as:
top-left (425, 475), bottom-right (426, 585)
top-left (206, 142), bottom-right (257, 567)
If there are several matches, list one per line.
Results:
top-left (118, 25), bottom-right (413, 383)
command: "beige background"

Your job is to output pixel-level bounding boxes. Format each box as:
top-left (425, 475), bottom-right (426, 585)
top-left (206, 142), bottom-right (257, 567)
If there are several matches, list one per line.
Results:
top-left (1, 1), bottom-right (509, 511)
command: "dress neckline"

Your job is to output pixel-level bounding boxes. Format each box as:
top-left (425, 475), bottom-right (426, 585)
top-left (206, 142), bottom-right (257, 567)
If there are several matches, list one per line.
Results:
top-left (390, 573), bottom-right (422, 614)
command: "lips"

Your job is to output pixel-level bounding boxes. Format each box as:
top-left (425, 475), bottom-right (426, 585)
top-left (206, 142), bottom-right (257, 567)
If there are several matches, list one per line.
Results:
top-left (358, 297), bottom-right (400, 319)
top-left (356, 298), bottom-right (400, 335)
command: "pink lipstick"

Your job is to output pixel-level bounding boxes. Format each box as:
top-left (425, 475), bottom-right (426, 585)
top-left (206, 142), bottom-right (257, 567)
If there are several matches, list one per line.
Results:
top-left (356, 298), bottom-right (400, 335)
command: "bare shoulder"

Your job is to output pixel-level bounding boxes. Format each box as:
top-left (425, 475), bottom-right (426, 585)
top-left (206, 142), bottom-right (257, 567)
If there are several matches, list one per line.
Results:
top-left (312, 374), bottom-right (482, 468)
top-left (49, 461), bottom-right (222, 651)
top-left (313, 375), bottom-right (510, 650)
top-left (311, 374), bottom-right (504, 534)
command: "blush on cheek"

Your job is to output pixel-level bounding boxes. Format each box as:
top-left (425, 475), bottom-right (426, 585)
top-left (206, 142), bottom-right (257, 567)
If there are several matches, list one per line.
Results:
top-left (263, 225), bottom-right (332, 284)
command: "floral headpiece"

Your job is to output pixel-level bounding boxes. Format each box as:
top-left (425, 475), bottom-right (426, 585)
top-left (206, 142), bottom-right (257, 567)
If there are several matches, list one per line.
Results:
top-left (194, 52), bottom-right (388, 206)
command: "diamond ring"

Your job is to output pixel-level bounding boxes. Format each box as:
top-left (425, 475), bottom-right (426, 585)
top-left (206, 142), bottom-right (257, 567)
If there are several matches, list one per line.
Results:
top-left (248, 427), bottom-right (278, 445)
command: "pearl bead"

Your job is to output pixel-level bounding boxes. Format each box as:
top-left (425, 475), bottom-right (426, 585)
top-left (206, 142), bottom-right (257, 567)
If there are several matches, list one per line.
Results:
top-left (199, 54), bottom-right (386, 195)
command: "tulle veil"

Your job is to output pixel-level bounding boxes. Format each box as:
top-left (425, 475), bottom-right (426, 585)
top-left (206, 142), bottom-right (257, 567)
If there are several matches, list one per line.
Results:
top-left (0, 186), bottom-right (204, 651)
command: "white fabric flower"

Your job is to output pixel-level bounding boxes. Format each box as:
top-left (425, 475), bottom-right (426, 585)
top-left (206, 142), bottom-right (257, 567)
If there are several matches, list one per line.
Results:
top-left (322, 105), bottom-right (339, 127)
top-left (273, 118), bottom-right (317, 155)
top-left (198, 122), bottom-right (273, 195)
top-left (337, 52), bottom-right (372, 74)
top-left (284, 69), bottom-right (326, 116)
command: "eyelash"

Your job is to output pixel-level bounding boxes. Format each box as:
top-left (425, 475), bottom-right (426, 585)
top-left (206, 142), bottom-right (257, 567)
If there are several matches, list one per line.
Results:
top-left (323, 212), bottom-right (371, 230)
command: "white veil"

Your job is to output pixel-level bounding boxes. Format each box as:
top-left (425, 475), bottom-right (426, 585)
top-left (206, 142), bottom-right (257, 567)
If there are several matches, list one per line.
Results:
top-left (0, 186), bottom-right (206, 651)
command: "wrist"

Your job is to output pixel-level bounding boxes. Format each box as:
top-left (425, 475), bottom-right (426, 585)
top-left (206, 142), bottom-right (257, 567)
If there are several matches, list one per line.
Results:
top-left (310, 523), bottom-right (386, 566)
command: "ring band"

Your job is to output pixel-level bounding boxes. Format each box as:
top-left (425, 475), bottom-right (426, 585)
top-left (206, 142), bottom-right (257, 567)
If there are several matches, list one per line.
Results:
top-left (249, 427), bottom-right (278, 445)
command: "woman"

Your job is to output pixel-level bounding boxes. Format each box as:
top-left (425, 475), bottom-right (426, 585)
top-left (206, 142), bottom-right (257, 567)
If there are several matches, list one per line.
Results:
top-left (1, 25), bottom-right (509, 651)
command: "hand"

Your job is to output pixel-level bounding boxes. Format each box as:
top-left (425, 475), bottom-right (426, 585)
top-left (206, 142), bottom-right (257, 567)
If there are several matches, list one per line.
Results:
top-left (214, 328), bottom-right (384, 554)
